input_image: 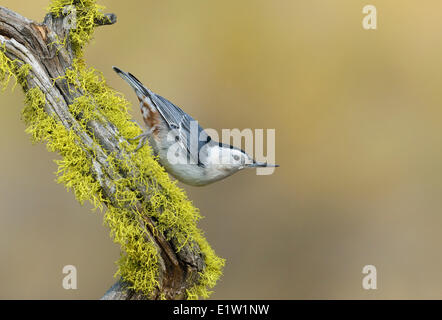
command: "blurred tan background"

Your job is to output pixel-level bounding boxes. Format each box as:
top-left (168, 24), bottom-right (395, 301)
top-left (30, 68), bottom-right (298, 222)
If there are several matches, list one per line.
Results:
top-left (1, 0), bottom-right (442, 299)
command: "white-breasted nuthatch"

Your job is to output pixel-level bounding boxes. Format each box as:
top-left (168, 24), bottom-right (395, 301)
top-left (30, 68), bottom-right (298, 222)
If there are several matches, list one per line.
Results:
top-left (113, 66), bottom-right (279, 186)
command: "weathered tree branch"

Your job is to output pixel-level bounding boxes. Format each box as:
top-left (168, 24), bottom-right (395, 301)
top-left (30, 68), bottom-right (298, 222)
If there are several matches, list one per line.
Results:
top-left (0, 5), bottom-right (210, 300)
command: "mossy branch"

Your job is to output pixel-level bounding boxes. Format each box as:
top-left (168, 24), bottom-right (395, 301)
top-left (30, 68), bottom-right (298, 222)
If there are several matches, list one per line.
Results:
top-left (0, 1), bottom-right (223, 300)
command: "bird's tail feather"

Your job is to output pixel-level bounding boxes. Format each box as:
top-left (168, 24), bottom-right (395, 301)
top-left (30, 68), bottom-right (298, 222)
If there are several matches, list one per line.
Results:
top-left (112, 66), bottom-right (150, 97)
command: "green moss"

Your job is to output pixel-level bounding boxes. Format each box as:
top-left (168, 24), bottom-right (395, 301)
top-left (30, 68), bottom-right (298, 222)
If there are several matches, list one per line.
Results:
top-left (0, 44), bottom-right (31, 91)
top-left (105, 206), bottom-right (160, 294)
top-left (0, 0), bottom-right (224, 299)
top-left (48, 0), bottom-right (106, 57)
top-left (22, 87), bottom-right (104, 207)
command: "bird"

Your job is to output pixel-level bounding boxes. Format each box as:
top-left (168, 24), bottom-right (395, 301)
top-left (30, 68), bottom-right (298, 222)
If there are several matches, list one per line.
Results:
top-left (113, 66), bottom-right (278, 186)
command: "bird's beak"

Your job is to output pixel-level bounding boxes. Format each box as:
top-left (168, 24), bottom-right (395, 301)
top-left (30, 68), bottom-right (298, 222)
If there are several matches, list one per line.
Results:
top-left (247, 162), bottom-right (280, 168)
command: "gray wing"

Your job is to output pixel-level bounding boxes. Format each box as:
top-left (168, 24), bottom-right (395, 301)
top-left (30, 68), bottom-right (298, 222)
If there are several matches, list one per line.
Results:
top-left (115, 68), bottom-right (211, 166)
top-left (152, 94), bottom-right (211, 167)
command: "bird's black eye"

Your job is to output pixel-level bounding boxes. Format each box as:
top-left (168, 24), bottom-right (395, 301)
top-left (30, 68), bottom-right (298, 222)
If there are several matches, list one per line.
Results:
top-left (233, 155), bottom-right (240, 161)
top-left (175, 136), bottom-right (180, 142)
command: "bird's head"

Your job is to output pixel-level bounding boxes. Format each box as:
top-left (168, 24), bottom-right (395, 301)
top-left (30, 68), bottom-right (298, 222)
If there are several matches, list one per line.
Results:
top-left (208, 143), bottom-right (279, 174)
